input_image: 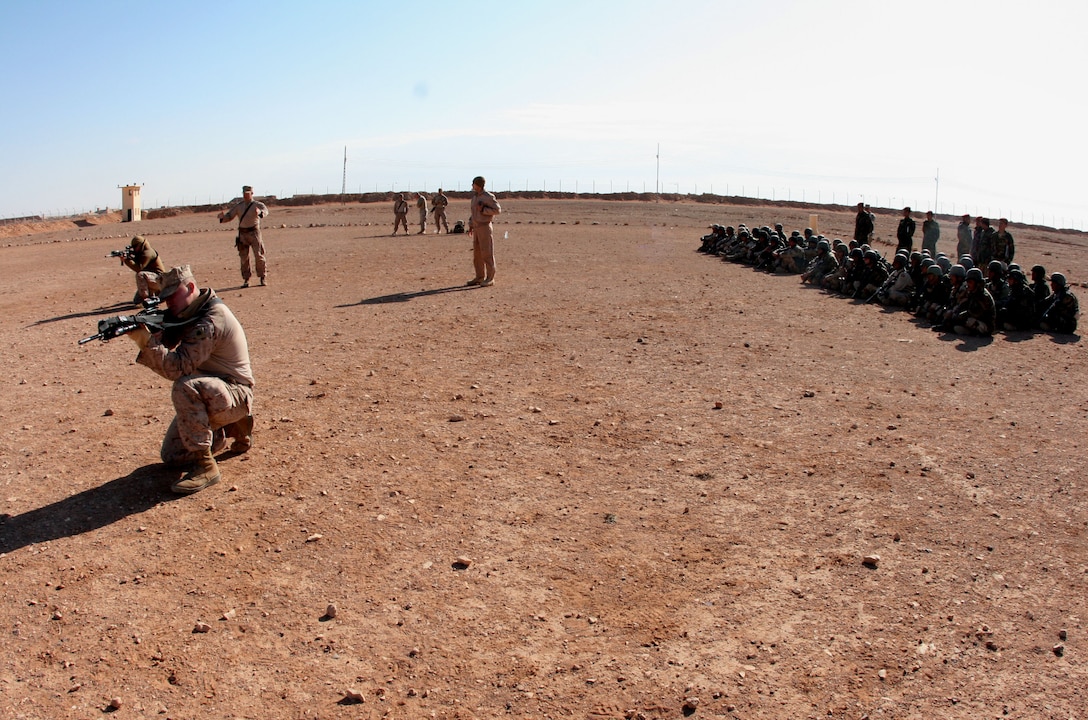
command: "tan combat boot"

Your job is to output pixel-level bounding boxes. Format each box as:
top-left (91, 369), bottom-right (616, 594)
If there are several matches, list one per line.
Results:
top-left (171, 449), bottom-right (221, 494)
top-left (226, 415), bottom-right (254, 453)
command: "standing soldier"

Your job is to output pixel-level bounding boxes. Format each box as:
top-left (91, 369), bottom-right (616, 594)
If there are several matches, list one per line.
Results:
top-left (392, 193), bottom-right (409, 235)
top-left (126, 265), bottom-right (255, 494)
top-left (416, 192), bottom-right (429, 234)
top-left (218, 185), bottom-right (269, 288)
top-left (896, 207), bottom-right (916, 254)
top-left (466, 175), bottom-right (501, 287)
top-left (921, 211), bottom-right (940, 256)
top-left (121, 235), bottom-right (166, 304)
top-left (956, 214), bottom-right (973, 259)
top-left (853, 202), bottom-right (873, 244)
top-left (993, 218), bottom-right (1015, 264)
top-left (432, 188), bottom-right (450, 233)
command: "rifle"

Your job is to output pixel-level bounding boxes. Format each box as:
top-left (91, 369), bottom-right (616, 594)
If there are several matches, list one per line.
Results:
top-left (108, 248), bottom-right (135, 262)
top-left (78, 297), bottom-right (165, 345)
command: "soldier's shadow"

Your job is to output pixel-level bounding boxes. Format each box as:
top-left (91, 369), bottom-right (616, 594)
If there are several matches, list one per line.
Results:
top-left (338, 285), bottom-right (475, 306)
top-left (0, 464), bottom-right (179, 556)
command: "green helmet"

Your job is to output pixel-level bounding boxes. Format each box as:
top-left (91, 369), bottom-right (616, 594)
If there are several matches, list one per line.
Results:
top-left (1051, 272), bottom-right (1068, 288)
top-left (966, 267), bottom-right (984, 283)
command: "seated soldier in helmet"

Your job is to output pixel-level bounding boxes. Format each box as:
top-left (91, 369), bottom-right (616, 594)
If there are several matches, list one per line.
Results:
top-left (1029, 265), bottom-right (1052, 322)
top-left (800, 239), bottom-right (837, 284)
top-left (1039, 273), bottom-right (1079, 333)
top-left (122, 235), bottom-right (166, 305)
top-left (854, 249), bottom-right (889, 299)
top-left (915, 264), bottom-right (952, 323)
top-left (773, 233), bottom-right (808, 274)
top-left (999, 268), bottom-right (1039, 331)
top-left (933, 264), bottom-right (967, 326)
top-left (874, 253), bottom-right (915, 307)
top-left (819, 244), bottom-right (849, 292)
top-left (940, 267), bottom-right (996, 336)
top-left (986, 260), bottom-right (1012, 308)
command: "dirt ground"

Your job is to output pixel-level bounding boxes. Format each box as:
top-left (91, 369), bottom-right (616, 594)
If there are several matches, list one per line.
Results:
top-left (1, 198), bottom-right (1087, 719)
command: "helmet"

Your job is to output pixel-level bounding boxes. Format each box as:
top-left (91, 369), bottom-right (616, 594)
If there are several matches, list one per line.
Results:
top-left (726, 226), bottom-right (735, 234)
top-left (892, 254), bottom-right (906, 268)
top-left (958, 255), bottom-right (975, 270)
top-left (817, 239), bottom-right (830, 252)
top-left (909, 251), bottom-right (922, 263)
top-left (936, 256), bottom-right (952, 272)
top-left (949, 264), bottom-right (967, 279)
top-left (1031, 264), bottom-right (1047, 279)
top-left (966, 267), bottom-right (984, 283)
top-left (804, 227), bottom-right (813, 235)
top-left (849, 248), bottom-right (864, 261)
top-left (988, 260), bottom-right (1006, 277)
top-left (921, 257), bottom-right (936, 269)
top-left (1007, 263), bottom-right (1020, 273)
top-left (927, 264), bottom-right (944, 277)
top-left (1051, 272), bottom-right (1067, 288)
top-left (1008, 269), bottom-right (1026, 285)
top-left (864, 249), bottom-right (880, 262)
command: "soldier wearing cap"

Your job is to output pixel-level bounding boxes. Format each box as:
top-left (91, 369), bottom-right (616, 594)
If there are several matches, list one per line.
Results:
top-left (467, 176), bottom-right (501, 287)
top-left (921, 211), bottom-right (940, 256)
top-left (956, 214), bottom-right (973, 259)
top-left (121, 235), bottom-right (166, 304)
top-left (127, 265), bottom-right (255, 494)
top-left (416, 192), bottom-right (429, 234)
top-left (218, 185), bottom-right (269, 288)
top-left (392, 193), bottom-right (410, 235)
top-left (432, 188), bottom-right (450, 233)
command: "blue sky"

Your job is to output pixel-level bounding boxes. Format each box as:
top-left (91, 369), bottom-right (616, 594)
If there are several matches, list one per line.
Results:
top-left (2, 0), bottom-right (1085, 228)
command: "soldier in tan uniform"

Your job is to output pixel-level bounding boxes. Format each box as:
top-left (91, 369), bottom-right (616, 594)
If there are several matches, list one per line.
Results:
top-left (416, 192), bottom-right (428, 234)
top-left (121, 235), bottom-right (166, 303)
top-left (218, 185), bottom-right (269, 287)
top-left (432, 188), bottom-right (449, 233)
top-left (127, 265), bottom-right (255, 494)
top-left (392, 193), bottom-right (409, 235)
top-left (467, 176), bottom-right (501, 287)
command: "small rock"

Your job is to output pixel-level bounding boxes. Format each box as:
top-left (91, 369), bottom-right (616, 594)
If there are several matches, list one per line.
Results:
top-left (108, 697), bottom-right (123, 710)
top-left (221, 609), bottom-right (236, 621)
top-left (343, 689), bottom-right (365, 703)
top-left (682, 696), bottom-right (699, 711)
top-left (325, 604), bottom-right (338, 619)
top-left (193, 621), bottom-right (211, 633)
top-left (103, 409), bottom-right (114, 417)
top-left (878, 669), bottom-right (887, 680)
top-left (1053, 644), bottom-right (1065, 657)
top-left (802, 390), bottom-right (815, 398)
top-left (1059, 629), bottom-right (1068, 640)
top-left (714, 401), bottom-right (723, 409)
top-left (449, 414), bottom-right (466, 422)
top-left (305, 533), bottom-right (322, 543)
top-left (453, 556), bottom-right (472, 569)
top-left (862, 554), bottom-right (880, 568)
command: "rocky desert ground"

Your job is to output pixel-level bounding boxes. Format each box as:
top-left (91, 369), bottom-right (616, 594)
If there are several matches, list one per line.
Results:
top-left (1, 198), bottom-right (1087, 719)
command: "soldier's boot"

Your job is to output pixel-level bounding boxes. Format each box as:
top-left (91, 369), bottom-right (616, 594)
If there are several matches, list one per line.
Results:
top-left (171, 449), bottom-right (220, 495)
top-left (226, 415), bottom-right (254, 453)
top-left (211, 428), bottom-right (229, 455)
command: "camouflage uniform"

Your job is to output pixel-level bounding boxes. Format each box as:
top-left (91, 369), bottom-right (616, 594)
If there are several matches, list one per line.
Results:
top-left (1040, 280), bottom-right (1079, 333)
top-left (220, 189), bottom-right (269, 286)
top-left (946, 273), bottom-right (997, 336)
top-left (392, 194), bottom-right (410, 235)
top-left (137, 286), bottom-right (255, 466)
top-left (468, 177), bottom-right (501, 285)
top-left (432, 190), bottom-right (450, 233)
top-left (416, 193), bottom-right (429, 234)
top-left (122, 235), bottom-right (166, 302)
top-left (956, 217), bottom-right (973, 258)
top-left (999, 272), bottom-right (1038, 331)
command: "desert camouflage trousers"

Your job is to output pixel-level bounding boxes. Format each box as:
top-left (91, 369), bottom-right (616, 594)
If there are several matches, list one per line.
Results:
top-left (135, 270), bottom-right (162, 301)
top-left (161, 374), bottom-right (253, 466)
top-left (237, 227), bottom-right (266, 282)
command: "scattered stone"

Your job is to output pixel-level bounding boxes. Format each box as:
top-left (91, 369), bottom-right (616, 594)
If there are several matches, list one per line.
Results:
top-left (802, 390), bottom-right (815, 398)
top-left (408, 646), bottom-right (420, 657)
top-left (193, 621), bottom-right (211, 633)
top-left (108, 697), bottom-right (123, 710)
top-left (305, 533), bottom-right (322, 543)
top-left (714, 401), bottom-right (723, 409)
top-left (863, 554), bottom-right (880, 568)
top-left (103, 408), bottom-right (114, 416)
top-left (221, 609), bottom-right (236, 621)
top-left (682, 696), bottom-right (699, 712)
top-left (342, 689), bottom-right (365, 704)
top-left (449, 414), bottom-right (466, 422)
top-left (325, 604), bottom-right (338, 619)
top-left (878, 669), bottom-right (887, 680)
top-left (1059, 629), bottom-right (1068, 641)
top-left (453, 556), bottom-right (472, 569)
top-left (1053, 644), bottom-right (1065, 657)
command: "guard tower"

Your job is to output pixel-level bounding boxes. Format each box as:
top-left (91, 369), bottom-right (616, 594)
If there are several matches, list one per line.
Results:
top-left (119, 183), bottom-right (143, 222)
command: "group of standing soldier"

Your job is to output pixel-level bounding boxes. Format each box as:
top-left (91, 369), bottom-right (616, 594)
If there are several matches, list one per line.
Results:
top-left (698, 206), bottom-right (1078, 338)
